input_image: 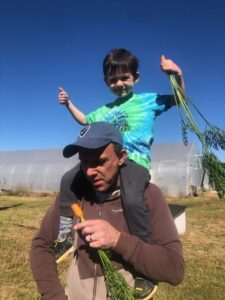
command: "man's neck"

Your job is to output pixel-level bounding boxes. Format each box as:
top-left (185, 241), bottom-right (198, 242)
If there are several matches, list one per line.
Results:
top-left (94, 188), bottom-right (120, 203)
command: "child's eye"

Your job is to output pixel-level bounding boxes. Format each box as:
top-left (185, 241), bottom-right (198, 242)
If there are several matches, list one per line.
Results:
top-left (108, 78), bottom-right (117, 84)
top-left (120, 76), bottom-right (130, 81)
top-left (108, 77), bottom-right (130, 84)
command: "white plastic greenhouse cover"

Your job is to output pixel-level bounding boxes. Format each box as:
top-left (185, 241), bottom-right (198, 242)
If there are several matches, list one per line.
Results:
top-left (151, 142), bottom-right (204, 197)
top-left (0, 149), bottom-right (79, 193)
top-left (0, 143), bottom-right (204, 196)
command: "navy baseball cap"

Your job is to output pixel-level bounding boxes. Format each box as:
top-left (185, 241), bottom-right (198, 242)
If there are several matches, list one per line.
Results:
top-left (63, 122), bottom-right (123, 158)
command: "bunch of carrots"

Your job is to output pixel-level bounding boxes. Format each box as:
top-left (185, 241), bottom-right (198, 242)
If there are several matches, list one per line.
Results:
top-left (71, 203), bottom-right (134, 300)
top-left (170, 75), bottom-right (225, 199)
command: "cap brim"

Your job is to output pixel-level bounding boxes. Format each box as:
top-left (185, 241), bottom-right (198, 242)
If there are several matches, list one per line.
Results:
top-left (63, 138), bottom-right (112, 158)
top-left (63, 144), bottom-right (80, 158)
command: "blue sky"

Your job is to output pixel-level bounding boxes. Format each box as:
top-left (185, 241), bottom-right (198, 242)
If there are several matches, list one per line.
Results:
top-left (1, 0), bottom-right (225, 161)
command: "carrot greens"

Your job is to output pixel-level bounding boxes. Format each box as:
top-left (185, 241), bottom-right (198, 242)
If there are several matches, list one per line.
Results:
top-left (170, 75), bottom-right (225, 199)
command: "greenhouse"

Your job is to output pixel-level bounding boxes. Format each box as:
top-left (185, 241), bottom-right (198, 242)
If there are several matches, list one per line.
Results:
top-left (0, 149), bottom-right (78, 193)
top-left (151, 142), bottom-right (207, 197)
top-left (0, 143), bottom-right (207, 197)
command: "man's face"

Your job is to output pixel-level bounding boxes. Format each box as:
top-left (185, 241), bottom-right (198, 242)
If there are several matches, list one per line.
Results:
top-left (105, 72), bottom-right (139, 98)
top-left (79, 143), bottom-right (127, 192)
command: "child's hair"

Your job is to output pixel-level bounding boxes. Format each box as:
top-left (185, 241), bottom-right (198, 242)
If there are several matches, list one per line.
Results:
top-left (103, 48), bottom-right (139, 78)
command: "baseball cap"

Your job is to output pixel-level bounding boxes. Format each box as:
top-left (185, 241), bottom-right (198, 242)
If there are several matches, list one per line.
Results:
top-left (63, 122), bottom-right (123, 158)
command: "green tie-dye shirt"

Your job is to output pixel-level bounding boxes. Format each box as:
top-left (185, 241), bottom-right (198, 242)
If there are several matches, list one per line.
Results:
top-left (85, 92), bottom-right (173, 170)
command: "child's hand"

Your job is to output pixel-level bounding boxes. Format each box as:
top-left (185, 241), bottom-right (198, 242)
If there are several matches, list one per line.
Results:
top-left (58, 87), bottom-right (70, 105)
top-left (160, 55), bottom-right (182, 77)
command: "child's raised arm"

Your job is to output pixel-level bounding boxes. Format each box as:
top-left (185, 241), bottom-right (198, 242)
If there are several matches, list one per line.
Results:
top-left (160, 55), bottom-right (185, 97)
top-left (58, 87), bottom-right (87, 125)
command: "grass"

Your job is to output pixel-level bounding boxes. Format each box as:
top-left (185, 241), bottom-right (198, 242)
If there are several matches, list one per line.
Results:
top-left (158, 193), bottom-right (225, 300)
top-left (0, 192), bottom-right (225, 299)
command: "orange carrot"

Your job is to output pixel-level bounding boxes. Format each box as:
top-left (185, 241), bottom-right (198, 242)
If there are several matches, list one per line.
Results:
top-left (71, 203), bottom-right (85, 221)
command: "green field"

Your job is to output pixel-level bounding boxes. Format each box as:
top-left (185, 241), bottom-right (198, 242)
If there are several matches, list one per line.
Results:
top-left (0, 192), bottom-right (225, 300)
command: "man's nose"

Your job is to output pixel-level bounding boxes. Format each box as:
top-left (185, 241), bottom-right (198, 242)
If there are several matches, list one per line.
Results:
top-left (86, 166), bottom-right (97, 177)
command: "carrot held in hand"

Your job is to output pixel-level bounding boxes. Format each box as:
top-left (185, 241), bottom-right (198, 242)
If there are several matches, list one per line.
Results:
top-left (71, 203), bottom-right (85, 222)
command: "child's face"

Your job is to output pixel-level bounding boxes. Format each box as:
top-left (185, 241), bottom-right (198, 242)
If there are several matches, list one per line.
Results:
top-left (105, 72), bottom-right (139, 98)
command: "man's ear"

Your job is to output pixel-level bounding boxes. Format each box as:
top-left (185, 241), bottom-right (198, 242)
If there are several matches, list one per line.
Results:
top-left (118, 149), bottom-right (127, 166)
top-left (134, 72), bottom-right (140, 84)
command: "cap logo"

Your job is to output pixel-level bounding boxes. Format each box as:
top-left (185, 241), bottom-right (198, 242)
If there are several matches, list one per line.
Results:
top-left (79, 125), bottom-right (90, 137)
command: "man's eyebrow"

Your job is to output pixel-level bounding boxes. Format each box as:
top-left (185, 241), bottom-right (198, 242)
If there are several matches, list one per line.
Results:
top-left (98, 157), bottom-right (109, 163)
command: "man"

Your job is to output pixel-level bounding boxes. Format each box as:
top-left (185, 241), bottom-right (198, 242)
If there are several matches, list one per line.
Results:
top-left (30, 122), bottom-right (184, 300)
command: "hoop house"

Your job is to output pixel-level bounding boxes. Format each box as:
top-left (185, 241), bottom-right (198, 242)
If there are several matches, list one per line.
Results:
top-left (0, 143), bottom-right (207, 196)
top-left (0, 149), bottom-right (78, 193)
top-left (151, 142), bottom-right (206, 197)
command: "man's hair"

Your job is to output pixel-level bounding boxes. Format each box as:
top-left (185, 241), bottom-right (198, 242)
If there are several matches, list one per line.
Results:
top-left (103, 48), bottom-right (139, 78)
top-left (112, 142), bottom-right (124, 158)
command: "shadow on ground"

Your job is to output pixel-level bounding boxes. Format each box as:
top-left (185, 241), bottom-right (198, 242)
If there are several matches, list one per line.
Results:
top-left (0, 203), bottom-right (23, 211)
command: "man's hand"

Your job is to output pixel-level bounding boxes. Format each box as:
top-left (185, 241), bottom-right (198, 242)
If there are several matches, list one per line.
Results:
top-left (160, 55), bottom-right (182, 77)
top-left (58, 87), bottom-right (70, 105)
top-left (74, 219), bottom-right (121, 249)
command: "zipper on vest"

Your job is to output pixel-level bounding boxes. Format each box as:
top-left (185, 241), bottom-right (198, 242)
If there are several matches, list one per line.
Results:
top-left (92, 263), bottom-right (97, 300)
top-left (98, 202), bottom-right (103, 218)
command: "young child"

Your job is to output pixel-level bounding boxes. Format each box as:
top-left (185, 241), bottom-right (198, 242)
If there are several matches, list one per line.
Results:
top-left (56, 48), bottom-right (185, 298)
top-left (58, 50), bottom-right (184, 171)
